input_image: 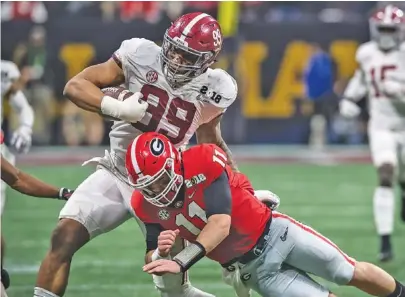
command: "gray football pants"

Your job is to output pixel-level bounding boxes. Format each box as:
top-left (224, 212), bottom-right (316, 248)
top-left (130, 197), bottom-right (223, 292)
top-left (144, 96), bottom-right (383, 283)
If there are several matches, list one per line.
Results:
top-left (237, 212), bottom-right (356, 297)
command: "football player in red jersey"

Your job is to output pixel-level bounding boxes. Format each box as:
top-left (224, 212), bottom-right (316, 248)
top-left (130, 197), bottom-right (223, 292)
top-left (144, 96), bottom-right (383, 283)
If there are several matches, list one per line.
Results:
top-left (127, 132), bottom-right (405, 297)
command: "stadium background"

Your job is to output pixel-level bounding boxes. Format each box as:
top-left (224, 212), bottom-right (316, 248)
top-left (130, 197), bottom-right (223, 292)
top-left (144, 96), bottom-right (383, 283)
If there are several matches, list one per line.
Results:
top-left (1, 1), bottom-right (404, 297)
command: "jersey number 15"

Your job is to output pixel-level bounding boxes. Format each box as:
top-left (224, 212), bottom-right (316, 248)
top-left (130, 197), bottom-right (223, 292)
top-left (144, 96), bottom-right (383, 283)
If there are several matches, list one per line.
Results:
top-left (370, 65), bottom-right (397, 98)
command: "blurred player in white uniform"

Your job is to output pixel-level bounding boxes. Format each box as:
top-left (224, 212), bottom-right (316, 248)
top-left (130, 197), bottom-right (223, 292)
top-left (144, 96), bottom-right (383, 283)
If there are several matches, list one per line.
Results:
top-left (33, 12), bottom-right (277, 297)
top-left (339, 5), bottom-right (405, 262)
top-left (1, 60), bottom-right (34, 213)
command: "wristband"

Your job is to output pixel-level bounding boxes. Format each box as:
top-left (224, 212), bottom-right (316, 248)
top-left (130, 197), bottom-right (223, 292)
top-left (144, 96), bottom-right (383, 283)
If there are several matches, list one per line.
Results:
top-left (173, 242), bottom-right (206, 272)
top-left (101, 96), bottom-right (122, 119)
top-left (151, 249), bottom-right (172, 261)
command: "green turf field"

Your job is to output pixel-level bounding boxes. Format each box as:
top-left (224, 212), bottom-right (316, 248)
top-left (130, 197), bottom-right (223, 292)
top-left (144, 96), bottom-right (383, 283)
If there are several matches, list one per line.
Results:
top-left (3, 163), bottom-right (405, 297)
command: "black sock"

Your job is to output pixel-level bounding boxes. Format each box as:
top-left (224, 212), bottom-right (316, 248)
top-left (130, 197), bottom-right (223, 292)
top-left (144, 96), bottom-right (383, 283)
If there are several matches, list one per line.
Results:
top-left (381, 235), bottom-right (391, 251)
top-left (387, 280), bottom-right (405, 297)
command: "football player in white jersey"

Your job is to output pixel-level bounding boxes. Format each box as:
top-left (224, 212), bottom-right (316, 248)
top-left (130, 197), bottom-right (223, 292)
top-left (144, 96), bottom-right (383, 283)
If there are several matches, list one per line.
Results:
top-left (339, 5), bottom-right (405, 262)
top-left (1, 60), bottom-right (34, 213)
top-left (33, 12), bottom-right (278, 297)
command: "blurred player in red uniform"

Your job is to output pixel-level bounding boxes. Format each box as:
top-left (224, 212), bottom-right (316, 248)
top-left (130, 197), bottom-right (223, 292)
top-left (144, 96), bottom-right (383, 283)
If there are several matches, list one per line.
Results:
top-left (127, 132), bottom-right (405, 297)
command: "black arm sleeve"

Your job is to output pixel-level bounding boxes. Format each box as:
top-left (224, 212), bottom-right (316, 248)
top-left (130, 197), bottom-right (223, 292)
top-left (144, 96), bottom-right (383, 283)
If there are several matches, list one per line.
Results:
top-left (145, 223), bottom-right (163, 253)
top-left (203, 171), bottom-right (232, 218)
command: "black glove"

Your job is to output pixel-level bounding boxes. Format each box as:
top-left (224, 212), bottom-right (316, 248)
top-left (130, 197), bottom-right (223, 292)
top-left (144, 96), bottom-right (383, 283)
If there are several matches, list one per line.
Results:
top-left (58, 188), bottom-right (74, 201)
top-left (1, 268), bottom-right (10, 289)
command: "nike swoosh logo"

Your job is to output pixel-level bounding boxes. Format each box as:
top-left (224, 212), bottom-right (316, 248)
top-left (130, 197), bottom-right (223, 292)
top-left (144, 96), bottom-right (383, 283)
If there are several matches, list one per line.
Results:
top-left (188, 191), bottom-right (196, 199)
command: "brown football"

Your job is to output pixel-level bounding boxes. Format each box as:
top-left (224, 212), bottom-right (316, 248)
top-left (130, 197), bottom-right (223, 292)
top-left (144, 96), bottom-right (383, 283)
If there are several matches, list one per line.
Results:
top-left (101, 86), bottom-right (134, 101)
top-left (100, 87), bottom-right (134, 121)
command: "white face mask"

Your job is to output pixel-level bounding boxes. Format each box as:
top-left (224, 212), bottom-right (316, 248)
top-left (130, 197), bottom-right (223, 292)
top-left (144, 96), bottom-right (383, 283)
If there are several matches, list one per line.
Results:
top-left (378, 32), bottom-right (398, 50)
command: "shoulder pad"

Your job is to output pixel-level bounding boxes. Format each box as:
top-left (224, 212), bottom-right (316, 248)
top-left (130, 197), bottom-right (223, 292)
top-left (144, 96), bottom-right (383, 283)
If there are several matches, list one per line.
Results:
top-left (200, 68), bottom-right (238, 109)
top-left (114, 38), bottom-right (160, 67)
top-left (1, 60), bottom-right (20, 81)
top-left (355, 41), bottom-right (378, 64)
top-left (185, 144), bottom-right (227, 185)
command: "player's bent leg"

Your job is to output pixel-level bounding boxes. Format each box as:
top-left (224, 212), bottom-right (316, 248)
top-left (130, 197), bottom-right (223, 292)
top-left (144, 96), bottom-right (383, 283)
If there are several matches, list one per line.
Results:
top-left (374, 163), bottom-right (396, 261)
top-left (35, 219), bottom-right (89, 297)
top-left (34, 169), bottom-right (131, 297)
top-left (369, 127), bottom-right (397, 261)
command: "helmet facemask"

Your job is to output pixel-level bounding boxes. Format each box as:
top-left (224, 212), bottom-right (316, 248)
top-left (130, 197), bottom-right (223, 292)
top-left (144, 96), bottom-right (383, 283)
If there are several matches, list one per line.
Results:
top-left (128, 158), bottom-right (183, 208)
top-left (370, 21), bottom-right (404, 50)
top-left (161, 31), bottom-right (215, 89)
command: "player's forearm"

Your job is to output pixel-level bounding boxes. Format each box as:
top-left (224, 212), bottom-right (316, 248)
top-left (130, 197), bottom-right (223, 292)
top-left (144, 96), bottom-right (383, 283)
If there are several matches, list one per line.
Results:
top-left (9, 91), bottom-right (34, 128)
top-left (12, 171), bottom-right (60, 198)
top-left (343, 69), bottom-right (367, 102)
top-left (216, 138), bottom-right (239, 172)
top-left (196, 214), bottom-right (231, 253)
top-left (63, 76), bottom-right (105, 113)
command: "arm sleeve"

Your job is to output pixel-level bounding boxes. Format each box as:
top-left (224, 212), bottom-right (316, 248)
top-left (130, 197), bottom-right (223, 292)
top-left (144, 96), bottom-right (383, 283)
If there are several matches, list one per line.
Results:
top-left (203, 171), bottom-right (232, 218)
top-left (9, 90), bottom-right (34, 128)
top-left (145, 223), bottom-right (163, 252)
top-left (343, 69), bottom-right (367, 102)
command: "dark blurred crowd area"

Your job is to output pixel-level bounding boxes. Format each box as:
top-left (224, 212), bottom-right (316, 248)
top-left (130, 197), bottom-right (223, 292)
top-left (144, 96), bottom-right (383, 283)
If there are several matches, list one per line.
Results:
top-left (1, 1), bottom-right (400, 24)
top-left (1, 1), bottom-right (399, 147)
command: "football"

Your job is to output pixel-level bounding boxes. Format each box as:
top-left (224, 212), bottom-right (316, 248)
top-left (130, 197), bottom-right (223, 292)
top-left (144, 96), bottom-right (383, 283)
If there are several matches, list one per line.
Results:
top-left (100, 87), bottom-right (134, 121)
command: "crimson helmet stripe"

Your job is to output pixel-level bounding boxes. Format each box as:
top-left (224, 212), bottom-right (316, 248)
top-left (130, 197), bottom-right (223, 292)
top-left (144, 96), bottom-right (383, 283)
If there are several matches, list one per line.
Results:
top-left (130, 135), bottom-right (144, 178)
top-left (179, 13), bottom-right (210, 41)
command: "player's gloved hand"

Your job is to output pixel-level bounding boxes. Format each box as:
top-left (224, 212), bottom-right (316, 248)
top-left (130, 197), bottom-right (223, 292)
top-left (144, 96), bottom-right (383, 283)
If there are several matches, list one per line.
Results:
top-left (254, 190), bottom-right (280, 211)
top-left (157, 229), bottom-right (179, 257)
top-left (58, 188), bottom-right (74, 201)
top-left (10, 125), bottom-right (32, 154)
top-left (339, 99), bottom-right (361, 118)
top-left (101, 92), bottom-right (148, 123)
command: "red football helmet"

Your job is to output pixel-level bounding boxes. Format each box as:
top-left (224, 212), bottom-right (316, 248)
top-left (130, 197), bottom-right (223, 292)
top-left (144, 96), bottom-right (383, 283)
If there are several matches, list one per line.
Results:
top-left (126, 132), bottom-right (183, 207)
top-left (161, 12), bottom-right (223, 89)
top-left (370, 5), bottom-right (405, 50)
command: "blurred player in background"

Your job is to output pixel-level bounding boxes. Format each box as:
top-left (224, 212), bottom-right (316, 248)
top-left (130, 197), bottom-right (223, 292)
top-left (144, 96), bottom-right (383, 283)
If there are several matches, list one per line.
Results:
top-left (339, 5), bottom-right (405, 262)
top-left (129, 132), bottom-right (405, 297)
top-left (34, 11), bottom-right (275, 297)
top-left (1, 59), bottom-right (34, 213)
top-left (1, 155), bottom-right (73, 297)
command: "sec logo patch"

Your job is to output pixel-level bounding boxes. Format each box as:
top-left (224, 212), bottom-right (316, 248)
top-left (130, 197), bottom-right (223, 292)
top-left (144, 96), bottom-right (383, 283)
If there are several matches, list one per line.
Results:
top-left (146, 70), bottom-right (158, 83)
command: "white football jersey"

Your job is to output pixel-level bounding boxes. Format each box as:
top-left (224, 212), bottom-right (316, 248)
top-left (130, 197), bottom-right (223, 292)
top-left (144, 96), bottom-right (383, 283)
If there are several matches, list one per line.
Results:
top-left (107, 38), bottom-right (237, 173)
top-left (344, 41), bottom-right (405, 129)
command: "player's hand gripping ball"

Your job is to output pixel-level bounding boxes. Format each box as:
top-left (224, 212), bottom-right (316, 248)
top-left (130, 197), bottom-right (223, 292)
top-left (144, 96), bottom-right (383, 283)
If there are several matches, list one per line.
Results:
top-left (157, 229), bottom-right (180, 257)
top-left (101, 87), bottom-right (147, 122)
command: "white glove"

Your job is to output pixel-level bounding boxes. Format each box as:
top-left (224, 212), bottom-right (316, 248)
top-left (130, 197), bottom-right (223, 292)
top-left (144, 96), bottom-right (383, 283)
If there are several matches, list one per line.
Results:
top-left (381, 79), bottom-right (405, 100)
top-left (222, 267), bottom-right (251, 297)
top-left (11, 125), bottom-right (32, 154)
top-left (339, 99), bottom-right (361, 118)
top-left (101, 92), bottom-right (148, 123)
top-left (254, 190), bottom-right (280, 210)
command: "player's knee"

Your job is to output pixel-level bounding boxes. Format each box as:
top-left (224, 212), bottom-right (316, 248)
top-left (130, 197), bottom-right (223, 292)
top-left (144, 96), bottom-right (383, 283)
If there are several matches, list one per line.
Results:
top-left (328, 293), bottom-right (337, 297)
top-left (48, 219), bottom-right (90, 261)
top-left (326, 255), bottom-right (355, 285)
top-left (377, 163), bottom-right (395, 187)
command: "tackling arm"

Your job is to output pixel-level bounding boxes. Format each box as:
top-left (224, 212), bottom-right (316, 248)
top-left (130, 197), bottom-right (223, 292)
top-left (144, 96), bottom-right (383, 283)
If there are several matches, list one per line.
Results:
top-left (196, 115), bottom-right (239, 172)
top-left (1, 155), bottom-right (72, 200)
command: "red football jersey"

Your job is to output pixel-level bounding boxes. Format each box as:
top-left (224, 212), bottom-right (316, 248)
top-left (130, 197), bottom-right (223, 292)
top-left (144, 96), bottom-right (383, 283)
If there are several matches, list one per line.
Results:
top-left (131, 144), bottom-right (271, 264)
